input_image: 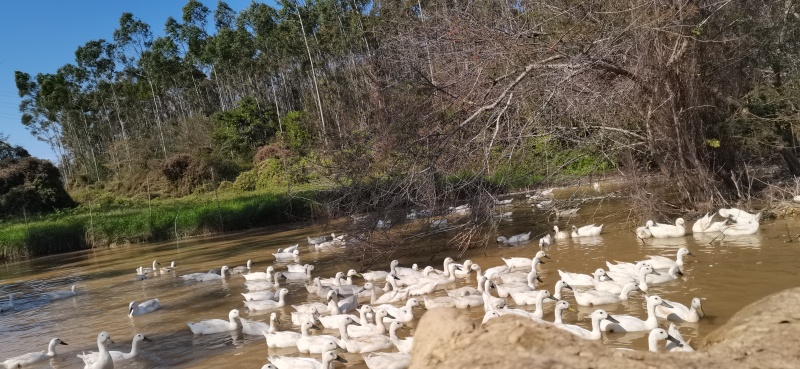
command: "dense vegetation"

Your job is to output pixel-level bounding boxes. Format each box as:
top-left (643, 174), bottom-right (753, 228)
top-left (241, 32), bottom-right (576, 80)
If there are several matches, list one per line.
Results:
top-left (0, 138), bottom-right (76, 218)
top-left (9, 0), bottom-right (800, 260)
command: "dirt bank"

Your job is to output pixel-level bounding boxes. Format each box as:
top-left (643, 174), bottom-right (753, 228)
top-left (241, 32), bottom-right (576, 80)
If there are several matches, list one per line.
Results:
top-left (410, 288), bottom-right (800, 368)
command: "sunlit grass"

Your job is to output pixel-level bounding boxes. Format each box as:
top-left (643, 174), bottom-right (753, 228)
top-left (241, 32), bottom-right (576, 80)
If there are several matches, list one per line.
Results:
top-left (0, 188), bottom-right (316, 262)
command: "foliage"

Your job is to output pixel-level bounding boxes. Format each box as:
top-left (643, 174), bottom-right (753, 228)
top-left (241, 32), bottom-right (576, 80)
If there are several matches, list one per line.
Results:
top-left (211, 96), bottom-right (278, 160)
top-left (0, 140), bottom-right (76, 218)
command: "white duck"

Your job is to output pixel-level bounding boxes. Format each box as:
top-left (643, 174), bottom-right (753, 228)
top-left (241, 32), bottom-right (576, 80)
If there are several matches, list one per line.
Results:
top-left (573, 283), bottom-right (639, 306)
top-left (594, 264), bottom-right (655, 293)
top-left (648, 328), bottom-right (684, 352)
top-left (128, 299), bottom-right (161, 316)
top-left (338, 316), bottom-right (394, 353)
top-left (3, 338), bottom-right (67, 368)
top-left (647, 218), bottom-right (686, 238)
top-left (374, 283), bottom-right (410, 304)
top-left (387, 274), bottom-right (438, 296)
top-left (244, 288), bottom-right (289, 311)
top-left (291, 306), bottom-right (321, 327)
top-left (296, 332), bottom-right (342, 354)
top-left (240, 317), bottom-right (271, 336)
top-left (571, 224), bottom-right (603, 238)
top-left (231, 260), bottom-right (252, 274)
top-left (557, 268), bottom-right (610, 287)
top-left (453, 260), bottom-right (475, 277)
top-left (349, 308), bottom-right (394, 338)
top-left (279, 243), bottom-right (300, 253)
top-left (636, 220), bottom-right (654, 238)
top-left (502, 250), bottom-right (549, 271)
top-left (77, 334), bottom-right (151, 362)
top-left (245, 272), bottom-right (286, 291)
top-left (666, 323), bottom-right (694, 352)
top-left (553, 226), bottom-right (569, 240)
top-left (181, 266), bottom-right (229, 282)
top-left (539, 234), bottom-right (552, 249)
top-left (362, 263), bottom-right (391, 281)
top-left (242, 290), bottom-right (278, 301)
top-left (600, 295), bottom-right (673, 332)
top-left (363, 352), bottom-right (410, 369)
top-left (378, 298), bottom-right (420, 323)
top-left (719, 208), bottom-right (761, 222)
top-left (692, 213), bottom-right (726, 233)
top-left (243, 266), bottom-right (275, 281)
top-left (497, 231), bottom-right (532, 245)
top-left (307, 233), bottom-right (333, 245)
top-left (448, 274), bottom-right (492, 298)
top-left (160, 261), bottom-right (177, 273)
top-left (645, 265), bottom-right (683, 284)
top-left (273, 248), bottom-right (300, 261)
top-left (551, 300), bottom-right (573, 325)
top-left (496, 270), bottom-right (541, 297)
top-left (187, 309), bottom-right (240, 334)
top-left (558, 309), bottom-right (618, 340)
top-left (283, 264), bottom-right (315, 280)
top-left (265, 315), bottom-right (305, 348)
top-left (47, 285), bottom-right (78, 301)
top-left (140, 260), bottom-right (160, 274)
top-left (644, 247), bottom-right (694, 271)
top-left (81, 332), bottom-right (114, 369)
top-left (423, 295), bottom-right (455, 309)
top-left (270, 350), bottom-right (347, 369)
top-left (656, 297), bottom-right (705, 322)
top-left (500, 290), bottom-right (554, 320)
top-left (0, 293), bottom-right (14, 312)
top-left (388, 321), bottom-right (413, 354)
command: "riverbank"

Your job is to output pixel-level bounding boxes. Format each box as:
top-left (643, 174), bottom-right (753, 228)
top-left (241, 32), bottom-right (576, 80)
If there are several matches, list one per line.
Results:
top-left (411, 287), bottom-right (800, 368)
top-left (0, 189), bottom-right (314, 262)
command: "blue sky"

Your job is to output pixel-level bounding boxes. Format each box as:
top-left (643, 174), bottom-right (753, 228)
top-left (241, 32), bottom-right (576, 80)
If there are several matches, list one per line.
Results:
top-left (0, 0), bottom-right (256, 161)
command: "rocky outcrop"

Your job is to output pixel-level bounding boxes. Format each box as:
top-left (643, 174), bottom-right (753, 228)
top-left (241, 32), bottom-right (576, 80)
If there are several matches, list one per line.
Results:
top-left (410, 288), bottom-right (800, 368)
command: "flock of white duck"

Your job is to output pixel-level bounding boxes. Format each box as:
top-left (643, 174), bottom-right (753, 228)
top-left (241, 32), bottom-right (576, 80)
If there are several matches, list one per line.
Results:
top-left (1, 206), bottom-right (761, 369)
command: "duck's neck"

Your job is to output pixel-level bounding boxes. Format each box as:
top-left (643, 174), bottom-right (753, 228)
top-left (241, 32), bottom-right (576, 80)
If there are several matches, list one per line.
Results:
top-left (527, 272), bottom-right (537, 289)
top-left (338, 323), bottom-right (351, 341)
top-left (369, 287), bottom-right (377, 305)
top-left (589, 317), bottom-right (602, 340)
top-left (645, 301), bottom-right (658, 327)
top-left (301, 324), bottom-right (311, 336)
top-left (553, 307), bottom-right (564, 325)
top-left (648, 334), bottom-right (660, 352)
top-left (374, 315), bottom-right (387, 334)
top-left (533, 296), bottom-right (546, 319)
top-left (128, 339), bottom-right (140, 357)
top-left (46, 340), bottom-right (58, 357)
top-left (618, 285), bottom-right (635, 300)
top-left (98, 339), bottom-right (109, 355)
top-left (328, 300), bottom-right (340, 315)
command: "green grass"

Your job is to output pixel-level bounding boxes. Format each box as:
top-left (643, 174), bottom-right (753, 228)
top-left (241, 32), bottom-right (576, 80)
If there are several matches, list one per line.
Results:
top-left (0, 187), bottom-right (317, 262)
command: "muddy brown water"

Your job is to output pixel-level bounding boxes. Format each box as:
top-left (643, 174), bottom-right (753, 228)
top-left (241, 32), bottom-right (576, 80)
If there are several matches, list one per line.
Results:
top-left (2, 194), bottom-right (800, 368)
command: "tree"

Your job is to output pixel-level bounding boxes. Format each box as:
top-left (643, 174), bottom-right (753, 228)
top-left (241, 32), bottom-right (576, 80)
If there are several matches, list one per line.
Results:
top-left (0, 137), bottom-right (76, 218)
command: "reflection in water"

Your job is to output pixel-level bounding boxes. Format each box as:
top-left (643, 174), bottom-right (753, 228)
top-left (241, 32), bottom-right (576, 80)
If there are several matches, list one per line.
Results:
top-left (645, 236), bottom-right (689, 250)
top-left (571, 236), bottom-right (605, 248)
top-left (0, 200), bottom-right (798, 367)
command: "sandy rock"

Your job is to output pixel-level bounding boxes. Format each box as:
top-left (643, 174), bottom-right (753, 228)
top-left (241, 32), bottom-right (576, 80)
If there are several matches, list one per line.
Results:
top-left (411, 288), bottom-right (800, 369)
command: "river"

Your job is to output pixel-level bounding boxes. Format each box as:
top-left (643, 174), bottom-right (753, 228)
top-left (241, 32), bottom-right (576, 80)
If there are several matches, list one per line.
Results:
top-left (1, 191), bottom-right (799, 368)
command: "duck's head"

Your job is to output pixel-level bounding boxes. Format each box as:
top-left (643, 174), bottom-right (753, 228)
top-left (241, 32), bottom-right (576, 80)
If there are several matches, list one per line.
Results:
top-left (134, 333), bottom-right (152, 343)
top-left (324, 351), bottom-right (347, 364)
top-left (593, 309), bottom-right (618, 324)
top-left (647, 295), bottom-right (672, 308)
top-left (557, 280), bottom-right (573, 290)
top-left (229, 309), bottom-right (240, 319)
top-left (676, 218), bottom-right (686, 226)
top-left (692, 297), bottom-right (705, 317)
